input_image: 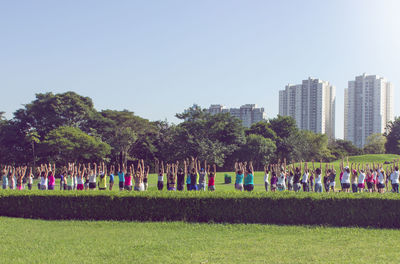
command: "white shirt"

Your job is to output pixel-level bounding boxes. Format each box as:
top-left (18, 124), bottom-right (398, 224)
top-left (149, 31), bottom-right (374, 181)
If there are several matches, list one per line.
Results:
top-left (28, 176), bottom-right (33, 184)
top-left (341, 171), bottom-right (350, 184)
top-left (40, 176), bottom-right (48, 186)
top-left (277, 173), bottom-right (286, 186)
top-left (358, 173), bottom-right (366, 184)
top-left (391, 171), bottom-right (399, 184)
top-left (158, 175), bottom-right (164, 181)
top-left (264, 173), bottom-right (269, 183)
top-left (377, 172), bottom-right (385, 184)
top-left (315, 174), bottom-right (322, 184)
top-left (287, 174), bottom-right (294, 184)
top-left (302, 173), bottom-right (308, 183)
top-left (89, 174), bottom-right (96, 183)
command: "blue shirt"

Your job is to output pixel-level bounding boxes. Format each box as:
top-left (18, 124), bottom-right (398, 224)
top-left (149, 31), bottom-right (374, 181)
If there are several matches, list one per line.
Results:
top-left (109, 174), bottom-right (114, 182)
top-left (244, 174), bottom-right (254, 185)
top-left (118, 172), bottom-right (125, 182)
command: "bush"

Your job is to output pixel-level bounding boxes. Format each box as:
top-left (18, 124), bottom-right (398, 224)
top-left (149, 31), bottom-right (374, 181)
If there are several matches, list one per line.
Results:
top-left (1, 190), bottom-right (400, 228)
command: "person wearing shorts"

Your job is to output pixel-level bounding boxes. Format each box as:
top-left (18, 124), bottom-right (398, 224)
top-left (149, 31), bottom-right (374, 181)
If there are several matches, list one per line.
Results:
top-left (234, 162), bottom-right (244, 191)
top-left (177, 165), bottom-right (185, 191)
top-left (264, 165), bottom-right (270, 191)
top-left (143, 164), bottom-right (149, 191)
top-left (358, 168), bottom-right (366, 192)
top-left (109, 165), bottom-right (115, 191)
top-left (124, 164), bottom-right (133, 191)
top-left (207, 164), bottom-right (216, 191)
top-left (244, 162), bottom-right (254, 192)
top-left (48, 164), bottom-right (56, 190)
top-left (293, 163), bottom-right (302, 192)
top-left (117, 164), bottom-right (125, 191)
top-left (2, 166), bottom-right (9, 190)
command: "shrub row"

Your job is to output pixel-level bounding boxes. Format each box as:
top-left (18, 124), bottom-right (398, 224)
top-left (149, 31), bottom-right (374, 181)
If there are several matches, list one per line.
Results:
top-left (1, 190), bottom-right (400, 228)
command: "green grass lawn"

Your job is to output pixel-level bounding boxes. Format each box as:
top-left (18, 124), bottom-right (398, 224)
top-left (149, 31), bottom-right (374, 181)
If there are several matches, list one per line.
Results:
top-left (1, 217), bottom-right (400, 264)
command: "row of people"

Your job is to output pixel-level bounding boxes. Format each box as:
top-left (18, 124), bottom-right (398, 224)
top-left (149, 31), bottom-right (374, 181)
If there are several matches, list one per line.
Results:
top-left (261, 158), bottom-right (400, 193)
top-left (3, 158), bottom-right (399, 193)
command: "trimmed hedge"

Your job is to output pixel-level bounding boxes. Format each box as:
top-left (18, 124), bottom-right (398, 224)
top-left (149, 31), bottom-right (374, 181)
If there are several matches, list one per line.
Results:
top-left (1, 190), bottom-right (400, 228)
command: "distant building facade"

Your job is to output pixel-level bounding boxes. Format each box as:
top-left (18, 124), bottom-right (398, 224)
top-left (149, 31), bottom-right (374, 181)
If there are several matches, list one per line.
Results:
top-left (279, 77), bottom-right (336, 139)
top-left (207, 104), bottom-right (266, 128)
top-left (344, 73), bottom-right (393, 148)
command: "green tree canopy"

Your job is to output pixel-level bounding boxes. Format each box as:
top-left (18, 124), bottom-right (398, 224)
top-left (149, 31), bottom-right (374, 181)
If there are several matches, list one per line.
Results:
top-left (364, 133), bottom-right (386, 154)
top-left (42, 126), bottom-right (111, 163)
top-left (13, 92), bottom-right (97, 138)
top-left (385, 118), bottom-right (400, 154)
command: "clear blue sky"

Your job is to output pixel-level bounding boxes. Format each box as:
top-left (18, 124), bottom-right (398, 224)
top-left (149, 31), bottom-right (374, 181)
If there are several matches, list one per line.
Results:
top-left (1, 0), bottom-right (399, 138)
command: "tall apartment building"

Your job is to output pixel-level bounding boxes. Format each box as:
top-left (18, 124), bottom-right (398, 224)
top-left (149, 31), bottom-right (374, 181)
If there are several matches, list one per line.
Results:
top-left (279, 77), bottom-right (336, 139)
top-left (208, 104), bottom-right (266, 128)
top-left (344, 73), bottom-right (393, 148)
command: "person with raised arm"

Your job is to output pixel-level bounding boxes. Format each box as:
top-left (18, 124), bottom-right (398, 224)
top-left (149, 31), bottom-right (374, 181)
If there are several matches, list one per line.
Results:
top-left (109, 164), bottom-right (115, 191)
top-left (143, 162), bottom-right (149, 191)
top-left (357, 164), bottom-right (366, 192)
top-left (166, 162), bottom-right (177, 191)
top-left (309, 160), bottom-right (315, 192)
top-left (65, 163), bottom-right (74, 191)
top-left (234, 161), bottom-right (244, 191)
top-left (8, 166), bottom-right (16, 190)
top-left (27, 167), bottom-right (33, 190)
top-left (2, 165), bottom-right (9, 189)
top-left (35, 166), bottom-right (41, 190)
top-left (39, 164), bottom-right (49, 190)
top-left (287, 162), bottom-right (294, 191)
top-left (16, 166), bottom-right (27, 190)
top-left (207, 164), bottom-right (216, 191)
top-left (98, 162), bottom-right (107, 191)
top-left (244, 161), bottom-right (254, 192)
top-left (264, 164), bottom-right (270, 191)
top-left (76, 164), bottom-right (85, 191)
top-left (155, 159), bottom-right (164, 191)
top-left (293, 161), bottom-right (301, 192)
top-left (328, 164), bottom-right (336, 192)
top-left (323, 163), bottom-right (329, 192)
top-left (314, 160), bottom-right (323, 193)
top-left (340, 157), bottom-right (351, 192)
top-left (87, 163), bottom-right (97, 190)
top-left (350, 163), bottom-right (358, 193)
top-left (365, 164), bottom-right (374, 192)
top-left (301, 162), bottom-right (309, 192)
top-left (176, 160), bottom-right (186, 191)
top-left (47, 163), bottom-right (56, 190)
top-left (198, 160), bottom-right (207, 191)
top-left (377, 163), bottom-right (386, 193)
top-left (277, 159), bottom-right (286, 191)
top-left (117, 163), bottom-right (125, 191)
top-left (189, 157), bottom-right (198, 191)
top-left (390, 160), bottom-right (399, 193)
top-left (124, 164), bottom-right (133, 191)
top-left (60, 166), bottom-right (66, 190)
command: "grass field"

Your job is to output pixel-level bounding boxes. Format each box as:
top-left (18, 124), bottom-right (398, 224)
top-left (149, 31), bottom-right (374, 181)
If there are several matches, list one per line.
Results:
top-left (1, 216), bottom-right (400, 264)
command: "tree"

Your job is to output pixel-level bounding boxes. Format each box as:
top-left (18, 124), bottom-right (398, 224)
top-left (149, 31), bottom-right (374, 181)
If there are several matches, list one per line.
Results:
top-left (268, 115), bottom-right (298, 161)
top-left (328, 139), bottom-right (362, 159)
top-left (289, 130), bottom-right (334, 162)
top-left (25, 130), bottom-right (40, 168)
top-left (239, 134), bottom-right (276, 170)
top-left (42, 126), bottom-right (111, 163)
top-left (385, 118), bottom-right (400, 154)
top-left (364, 133), bottom-right (386, 154)
top-left (13, 92), bottom-right (97, 138)
top-left (246, 121), bottom-right (276, 140)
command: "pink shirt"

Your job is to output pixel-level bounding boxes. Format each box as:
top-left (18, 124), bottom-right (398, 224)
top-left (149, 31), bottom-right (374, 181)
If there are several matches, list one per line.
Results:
top-left (125, 175), bottom-right (132, 186)
top-left (48, 174), bottom-right (55, 186)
